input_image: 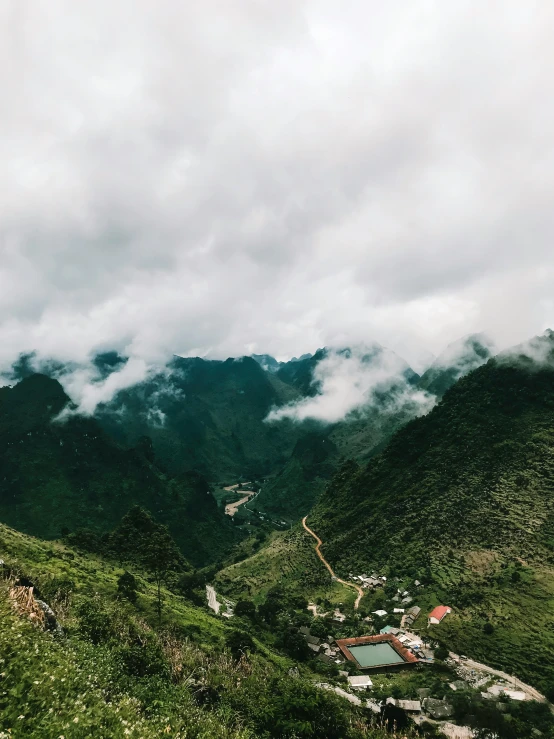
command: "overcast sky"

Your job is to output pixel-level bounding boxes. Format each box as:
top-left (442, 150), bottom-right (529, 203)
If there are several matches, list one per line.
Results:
top-left (2, 0), bottom-right (554, 376)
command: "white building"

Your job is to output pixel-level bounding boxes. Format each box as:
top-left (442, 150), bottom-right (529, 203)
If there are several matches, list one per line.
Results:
top-left (348, 675), bottom-right (373, 690)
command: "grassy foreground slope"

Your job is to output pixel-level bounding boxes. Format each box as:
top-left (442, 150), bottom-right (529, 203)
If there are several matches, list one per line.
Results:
top-left (0, 522), bottom-right (398, 739)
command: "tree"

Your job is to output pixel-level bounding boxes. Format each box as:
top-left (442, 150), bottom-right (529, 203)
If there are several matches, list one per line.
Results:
top-left (234, 599), bottom-right (257, 620)
top-left (142, 526), bottom-right (184, 624)
top-left (109, 507), bottom-right (185, 622)
top-left (117, 571), bottom-right (138, 603)
top-left (483, 621), bottom-right (494, 635)
top-left (225, 629), bottom-right (256, 659)
top-left (434, 644), bottom-right (449, 660)
top-left (278, 630), bottom-right (310, 660)
top-left (309, 619), bottom-right (328, 639)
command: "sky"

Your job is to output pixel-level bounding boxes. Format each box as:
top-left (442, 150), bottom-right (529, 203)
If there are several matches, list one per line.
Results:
top-left (2, 0), bottom-right (554, 381)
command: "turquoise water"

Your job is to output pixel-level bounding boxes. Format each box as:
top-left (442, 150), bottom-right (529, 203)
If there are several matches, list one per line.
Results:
top-left (348, 642), bottom-right (405, 668)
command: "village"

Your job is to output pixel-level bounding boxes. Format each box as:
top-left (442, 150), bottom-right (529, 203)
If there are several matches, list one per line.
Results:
top-left (207, 565), bottom-right (548, 738)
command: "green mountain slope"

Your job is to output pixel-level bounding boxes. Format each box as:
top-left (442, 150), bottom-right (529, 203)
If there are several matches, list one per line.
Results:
top-left (255, 433), bottom-right (339, 520)
top-left (0, 374), bottom-right (238, 566)
top-left (96, 355), bottom-right (303, 481)
top-left (226, 334), bottom-right (554, 693)
top-left (314, 352), bottom-right (554, 569)
top-left (418, 332), bottom-right (495, 397)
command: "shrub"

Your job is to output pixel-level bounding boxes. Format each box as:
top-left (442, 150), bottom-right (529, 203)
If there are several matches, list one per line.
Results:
top-left (76, 600), bottom-right (113, 644)
top-left (117, 571), bottom-right (138, 603)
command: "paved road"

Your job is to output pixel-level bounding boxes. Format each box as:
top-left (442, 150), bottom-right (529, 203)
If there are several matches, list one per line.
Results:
top-left (302, 516), bottom-right (364, 609)
top-left (449, 651), bottom-right (549, 705)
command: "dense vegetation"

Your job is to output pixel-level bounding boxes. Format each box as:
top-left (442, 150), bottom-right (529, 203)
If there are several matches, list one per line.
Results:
top-left (0, 521), bottom-right (409, 739)
top-left (305, 351), bottom-right (554, 691)
top-left (95, 355), bottom-right (304, 480)
top-left (0, 374), bottom-right (238, 566)
top-left (418, 333), bottom-right (494, 398)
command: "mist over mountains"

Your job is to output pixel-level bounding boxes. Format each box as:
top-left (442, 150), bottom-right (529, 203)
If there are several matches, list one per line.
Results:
top-left (1, 330), bottom-right (507, 499)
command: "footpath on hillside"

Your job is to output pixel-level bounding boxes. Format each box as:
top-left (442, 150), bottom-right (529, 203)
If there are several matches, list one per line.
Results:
top-left (302, 516), bottom-right (364, 609)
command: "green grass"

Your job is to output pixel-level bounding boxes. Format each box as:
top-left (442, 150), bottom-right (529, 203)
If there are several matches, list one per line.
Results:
top-left (0, 522), bottom-right (403, 739)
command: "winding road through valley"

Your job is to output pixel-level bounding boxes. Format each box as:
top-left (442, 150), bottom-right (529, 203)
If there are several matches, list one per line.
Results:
top-left (302, 516), bottom-right (364, 609)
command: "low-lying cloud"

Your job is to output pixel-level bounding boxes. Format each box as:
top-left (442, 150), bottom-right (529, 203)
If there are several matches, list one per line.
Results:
top-left (267, 345), bottom-right (435, 424)
top-left (1, 0), bottom-right (554, 383)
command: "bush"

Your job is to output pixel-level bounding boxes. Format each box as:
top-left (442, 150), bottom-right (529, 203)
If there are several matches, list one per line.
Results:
top-left (115, 639), bottom-right (169, 678)
top-left (225, 629), bottom-right (256, 659)
top-left (234, 599), bottom-right (256, 620)
top-left (76, 600), bottom-right (113, 644)
top-left (117, 571), bottom-right (138, 603)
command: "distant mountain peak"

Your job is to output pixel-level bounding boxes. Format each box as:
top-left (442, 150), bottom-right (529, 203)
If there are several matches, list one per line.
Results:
top-left (418, 332), bottom-right (496, 397)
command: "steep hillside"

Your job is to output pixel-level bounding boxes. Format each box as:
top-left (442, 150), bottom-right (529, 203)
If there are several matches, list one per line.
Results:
top-left (314, 354), bottom-right (554, 569)
top-left (96, 355), bottom-right (303, 480)
top-left (0, 522), bottom-right (387, 739)
top-left (418, 332), bottom-right (495, 397)
top-left (305, 345), bottom-right (554, 689)
top-left (276, 349), bottom-right (328, 396)
top-left (225, 336), bottom-right (554, 692)
top-left (0, 374), bottom-right (238, 566)
top-left (255, 433), bottom-right (339, 520)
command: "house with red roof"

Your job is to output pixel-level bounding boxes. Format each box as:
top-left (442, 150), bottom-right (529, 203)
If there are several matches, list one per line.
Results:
top-left (428, 605), bottom-right (451, 626)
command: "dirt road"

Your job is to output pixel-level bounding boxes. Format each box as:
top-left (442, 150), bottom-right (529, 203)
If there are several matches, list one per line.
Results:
top-left (302, 516), bottom-right (364, 609)
top-left (225, 492), bottom-right (255, 517)
top-left (449, 651), bottom-right (549, 704)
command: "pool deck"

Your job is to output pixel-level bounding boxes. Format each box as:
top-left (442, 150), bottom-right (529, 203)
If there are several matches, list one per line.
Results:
top-left (336, 634), bottom-right (419, 670)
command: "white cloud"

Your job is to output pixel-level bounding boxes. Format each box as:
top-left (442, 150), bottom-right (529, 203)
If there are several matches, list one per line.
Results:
top-left (1, 0), bottom-right (554, 388)
top-left (267, 345), bottom-right (435, 424)
top-left (56, 357), bottom-right (153, 417)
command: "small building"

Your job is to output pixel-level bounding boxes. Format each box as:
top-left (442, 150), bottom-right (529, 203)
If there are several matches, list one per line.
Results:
top-left (428, 606), bottom-right (452, 625)
top-left (423, 698), bottom-right (454, 720)
top-left (308, 642), bottom-right (321, 653)
top-left (386, 697), bottom-right (421, 713)
top-left (305, 634), bottom-right (321, 646)
top-left (393, 608), bottom-right (405, 614)
top-left (397, 700), bottom-right (422, 714)
top-left (372, 610), bottom-right (387, 617)
top-left (502, 690), bottom-right (527, 701)
top-left (348, 675), bottom-right (373, 690)
top-left (317, 652), bottom-right (334, 663)
top-left (380, 625), bottom-right (401, 635)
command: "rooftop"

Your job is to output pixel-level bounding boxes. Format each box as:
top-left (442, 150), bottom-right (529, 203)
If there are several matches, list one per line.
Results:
top-left (428, 605), bottom-right (451, 622)
top-left (336, 634), bottom-right (419, 670)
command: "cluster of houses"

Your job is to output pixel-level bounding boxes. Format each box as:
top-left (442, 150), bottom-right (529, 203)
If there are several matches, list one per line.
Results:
top-left (347, 680), bottom-right (457, 721)
top-left (349, 573), bottom-right (387, 589)
top-left (298, 626), bottom-right (346, 665)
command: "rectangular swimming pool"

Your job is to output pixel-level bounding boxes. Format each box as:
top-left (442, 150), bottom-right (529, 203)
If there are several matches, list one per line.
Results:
top-left (348, 642), bottom-right (406, 668)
